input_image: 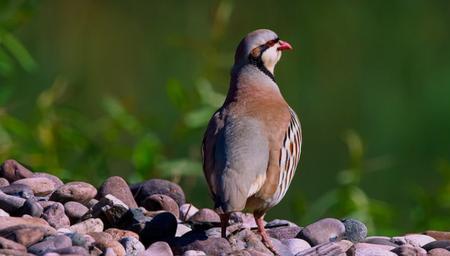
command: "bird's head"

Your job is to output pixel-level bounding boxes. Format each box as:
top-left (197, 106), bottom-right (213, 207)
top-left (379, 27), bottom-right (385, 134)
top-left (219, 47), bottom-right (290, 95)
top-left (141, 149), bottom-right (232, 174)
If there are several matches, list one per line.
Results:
top-left (233, 29), bottom-right (293, 75)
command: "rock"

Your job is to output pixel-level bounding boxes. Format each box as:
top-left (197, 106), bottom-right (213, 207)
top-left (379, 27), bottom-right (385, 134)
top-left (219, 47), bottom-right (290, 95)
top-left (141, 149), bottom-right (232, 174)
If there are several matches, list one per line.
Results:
top-left (64, 201), bottom-right (89, 222)
top-left (66, 232), bottom-right (95, 249)
top-left (50, 181), bottom-right (97, 204)
top-left (28, 235), bottom-right (72, 255)
top-left (0, 249), bottom-right (29, 256)
top-left (117, 207), bottom-right (151, 233)
top-left (87, 198), bottom-right (99, 209)
top-left (296, 241), bottom-right (346, 256)
top-left (119, 236), bottom-right (145, 256)
top-left (342, 218), bottom-right (367, 243)
top-left (422, 240), bottom-right (450, 251)
top-left (104, 228), bottom-right (139, 241)
top-left (188, 208), bottom-right (220, 226)
top-left (13, 177), bottom-right (56, 196)
top-left (173, 230), bottom-right (231, 256)
top-left (424, 231), bottom-right (450, 241)
top-left (365, 237), bottom-right (399, 247)
top-left (267, 225), bottom-right (302, 241)
top-left (0, 178), bottom-right (9, 187)
top-left (428, 248), bottom-right (450, 256)
top-left (0, 190), bottom-right (26, 213)
top-left (69, 218), bottom-right (104, 233)
top-left (142, 194), bottom-right (180, 218)
top-left (33, 172), bottom-right (64, 188)
top-left (297, 218), bottom-right (346, 246)
top-left (282, 238), bottom-right (311, 255)
top-left (143, 241), bottom-right (173, 256)
top-left (88, 232), bottom-right (126, 256)
top-left (403, 234), bottom-right (436, 247)
top-left (0, 216), bottom-right (54, 231)
top-left (16, 198), bottom-right (43, 217)
top-left (391, 245), bottom-right (427, 256)
top-left (0, 208), bottom-right (9, 216)
top-left (229, 212), bottom-right (261, 229)
top-left (183, 250), bottom-right (207, 256)
top-left (228, 228), bottom-right (272, 255)
top-left (42, 202), bottom-right (70, 229)
top-left (130, 179), bottom-right (185, 206)
top-left (104, 247), bottom-right (118, 256)
top-left (0, 184), bottom-right (34, 199)
top-left (98, 176), bottom-right (138, 208)
top-left (0, 160), bottom-right (33, 182)
top-left (38, 200), bottom-right (56, 209)
top-left (0, 236), bottom-right (26, 251)
top-left (270, 238), bottom-right (295, 256)
top-left (91, 194), bottom-right (129, 226)
top-left (140, 212), bottom-right (177, 246)
top-left (180, 204), bottom-right (199, 221)
top-left (52, 246), bottom-right (89, 255)
top-left (0, 226), bottom-right (49, 247)
top-left (176, 224), bottom-right (192, 237)
top-left (352, 243), bottom-right (397, 256)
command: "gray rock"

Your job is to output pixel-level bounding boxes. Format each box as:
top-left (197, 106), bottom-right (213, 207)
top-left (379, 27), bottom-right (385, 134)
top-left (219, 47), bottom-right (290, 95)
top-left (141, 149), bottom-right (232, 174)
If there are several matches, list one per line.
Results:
top-left (298, 218), bottom-right (346, 246)
top-left (130, 179), bottom-right (185, 206)
top-left (0, 178), bottom-right (9, 187)
top-left (64, 201), bottom-right (89, 222)
top-left (50, 181), bottom-right (97, 204)
top-left (42, 202), bottom-right (70, 229)
top-left (16, 198), bottom-right (43, 217)
top-left (117, 207), bottom-right (152, 233)
top-left (143, 241), bottom-right (173, 256)
top-left (91, 194), bottom-right (129, 226)
top-left (180, 204), bottom-right (199, 221)
top-left (0, 184), bottom-right (34, 199)
top-left (282, 238), bottom-right (311, 255)
top-left (0, 160), bottom-right (33, 182)
top-left (13, 177), bottom-right (57, 196)
top-left (342, 218), bottom-right (367, 243)
top-left (98, 176), bottom-right (138, 208)
top-left (52, 246), bottom-right (90, 255)
top-left (391, 245), bottom-right (427, 256)
top-left (173, 230), bottom-right (231, 256)
top-left (143, 194), bottom-right (180, 219)
top-left (69, 218), bottom-right (104, 234)
top-left (423, 240), bottom-right (450, 251)
top-left (271, 238), bottom-right (295, 256)
top-left (28, 235), bottom-right (72, 255)
top-left (119, 237), bottom-right (145, 256)
top-left (0, 190), bottom-right (26, 213)
top-left (140, 212), bottom-right (177, 246)
top-left (66, 232), bottom-right (95, 249)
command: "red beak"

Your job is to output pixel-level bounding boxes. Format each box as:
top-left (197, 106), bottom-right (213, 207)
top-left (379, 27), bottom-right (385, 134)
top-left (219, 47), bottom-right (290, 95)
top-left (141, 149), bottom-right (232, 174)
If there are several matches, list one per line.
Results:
top-left (277, 40), bottom-right (293, 51)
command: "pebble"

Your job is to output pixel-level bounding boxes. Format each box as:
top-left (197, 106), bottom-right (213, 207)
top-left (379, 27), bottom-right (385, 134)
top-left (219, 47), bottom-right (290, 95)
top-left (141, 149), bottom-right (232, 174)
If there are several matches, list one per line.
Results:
top-left (173, 230), bottom-right (231, 256)
top-left (296, 241), bottom-right (346, 256)
top-left (424, 231), bottom-right (450, 241)
top-left (69, 218), bottom-right (104, 233)
top-left (98, 176), bottom-right (138, 208)
top-left (13, 177), bottom-right (57, 196)
top-left (0, 177), bottom-right (9, 187)
top-left (229, 212), bottom-right (261, 228)
top-left (365, 237), bottom-right (399, 247)
top-left (0, 184), bottom-right (34, 199)
top-left (130, 178), bottom-right (186, 206)
top-left (180, 203), bottom-right (199, 221)
top-left (342, 218), bottom-right (367, 243)
top-left (50, 181), bottom-right (97, 204)
top-left (189, 208), bottom-right (220, 223)
top-left (42, 202), bottom-right (71, 229)
top-left (117, 207), bottom-right (151, 233)
top-left (140, 212), bottom-right (177, 246)
top-left (267, 225), bottom-right (302, 241)
top-left (183, 250), bottom-right (207, 256)
top-left (105, 228), bottom-right (140, 241)
top-left (352, 242), bottom-right (396, 255)
top-left (143, 194), bottom-right (180, 218)
top-left (423, 240), bottom-right (450, 251)
top-left (228, 228), bottom-right (272, 255)
top-left (64, 201), bottom-right (89, 221)
top-left (0, 249), bottom-right (29, 256)
top-left (91, 194), bottom-right (129, 226)
top-left (0, 160), bottom-right (33, 182)
top-left (282, 238), bottom-right (311, 255)
top-left (176, 224), bottom-right (193, 237)
top-left (0, 190), bottom-right (26, 213)
top-left (52, 245), bottom-right (89, 255)
top-left (88, 232), bottom-right (126, 256)
top-left (33, 172), bottom-right (64, 187)
top-left (142, 241), bottom-right (174, 256)
top-left (0, 226), bottom-right (47, 246)
top-left (391, 245), bottom-right (427, 256)
top-left (66, 232), bottom-right (95, 249)
top-left (17, 198), bottom-right (43, 217)
top-left (0, 208), bottom-right (9, 216)
top-left (298, 218), bottom-right (346, 246)
top-left (28, 235), bottom-right (72, 255)
top-left (428, 248), bottom-right (450, 256)
top-left (404, 234), bottom-right (436, 247)
top-left (119, 236), bottom-right (145, 256)
top-left (0, 236), bottom-right (26, 251)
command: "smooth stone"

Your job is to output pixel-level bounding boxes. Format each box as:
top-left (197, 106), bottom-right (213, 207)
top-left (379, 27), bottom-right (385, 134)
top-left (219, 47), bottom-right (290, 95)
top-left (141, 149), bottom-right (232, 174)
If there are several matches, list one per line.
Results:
top-left (69, 218), bottom-right (104, 234)
top-left (97, 176), bottom-right (138, 208)
top-left (0, 216), bottom-right (54, 231)
top-left (342, 218), bottom-right (367, 243)
top-left (391, 245), bottom-right (427, 256)
top-left (365, 237), bottom-right (399, 247)
top-left (50, 181), bottom-right (97, 204)
top-left (52, 246), bottom-right (89, 255)
top-left (32, 172), bottom-right (64, 188)
top-left (104, 247), bottom-right (117, 256)
top-left (0, 178), bottom-right (9, 187)
top-left (0, 184), bottom-right (34, 199)
top-left (38, 200), bottom-right (56, 209)
top-left (0, 160), bottom-right (33, 182)
top-left (0, 226), bottom-right (49, 247)
top-left (428, 248), bottom-right (450, 256)
top-left (28, 235), bottom-right (72, 255)
top-left (404, 234), bottom-right (436, 247)
top-left (183, 250), bottom-right (207, 256)
top-left (142, 194), bottom-right (179, 218)
top-left (119, 236), bottom-right (145, 256)
top-left (0, 190), bottom-right (26, 213)
top-left (270, 238), bottom-right (295, 256)
top-left (424, 231), bottom-right (450, 241)
top-left (352, 243), bottom-right (396, 255)
top-left (267, 225), bottom-right (302, 241)
top-left (104, 228), bottom-right (139, 241)
top-left (172, 230), bottom-right (231, 256)
top-left (130, 179), bottom-right (185, 206)
top-left (142, 241), bottom-right (173, 256)
top-left (296, 241), bottom-right (345, 256)
top-left (88, 232), bottom-right (126, 256)
top-left (91, 194), bottom-right (129, 226)
top-left (16, 198), bottom-right (43, 217)
top-left (297, 218), bottom-right (346, 246)
top-left (0, 236), bottom-right (26, 251)
top-left (392, 236), bottom-right (408, 245)
top-left (282, 238), bottom-right (311, 255)
top-left (0, 208), bottom-right (9, 216)
top-left (266, 219), bottom-right (298, 228)
top-left (180, 204), bottom-right (199, 221)
top-left (366, 236), bottom-right (392, 240)
top-left (423, 240), bottom-right (450, 251)
top-left (176, 224), bottom-right (192, 237)
top-left (228, 228), bottom-right (272, 255)
top-left (42, 202), bottom-right (70, 229)
top-left (140, 212), bottom-right (177, 246)
top-left (0, 249), bottom-right (29, 256)
top-left (229, 212), bottom-right (261, 229)
top-left (64, 201), bottom-right (89, 222)
top-left (87, 198), bottom-right (99, 209)
top-left (67, 233), bottom-right (95, 249)
top-left (116, 208), bottom-right (151, 233)
top-left (188, 208), bottom-right (220, 223)
top-left (13, 177), bottom-right (56, 196)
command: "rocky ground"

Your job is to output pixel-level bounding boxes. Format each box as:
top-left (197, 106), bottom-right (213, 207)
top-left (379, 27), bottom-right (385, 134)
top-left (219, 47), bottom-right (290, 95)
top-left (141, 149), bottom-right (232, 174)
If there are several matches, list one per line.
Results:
top-left (0, 159), bottom-right (449, 256)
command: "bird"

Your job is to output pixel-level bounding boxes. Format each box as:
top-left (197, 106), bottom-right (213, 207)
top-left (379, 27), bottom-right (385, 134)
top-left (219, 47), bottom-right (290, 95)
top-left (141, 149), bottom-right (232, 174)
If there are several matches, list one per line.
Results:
top-left (202, 29), bottom-right (302, 253)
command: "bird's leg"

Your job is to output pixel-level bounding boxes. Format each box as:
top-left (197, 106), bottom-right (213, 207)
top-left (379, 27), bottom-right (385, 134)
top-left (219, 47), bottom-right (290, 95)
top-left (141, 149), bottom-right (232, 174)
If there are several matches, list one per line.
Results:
top-left (219, 213), bottom-right (230, 238)
top-left (254, 212), bottom-right (278, 255)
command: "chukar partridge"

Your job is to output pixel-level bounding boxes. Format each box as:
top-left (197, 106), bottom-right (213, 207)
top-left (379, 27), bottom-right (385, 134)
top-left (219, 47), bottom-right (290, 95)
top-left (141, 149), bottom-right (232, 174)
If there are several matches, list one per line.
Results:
top-left (202, 29), bottom-right (301, 253)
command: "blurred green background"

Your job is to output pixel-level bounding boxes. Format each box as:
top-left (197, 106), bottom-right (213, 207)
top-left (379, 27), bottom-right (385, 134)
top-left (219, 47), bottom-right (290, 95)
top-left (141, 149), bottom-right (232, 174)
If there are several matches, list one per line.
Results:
top-left (1, 0), bottom-right (449, 235)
